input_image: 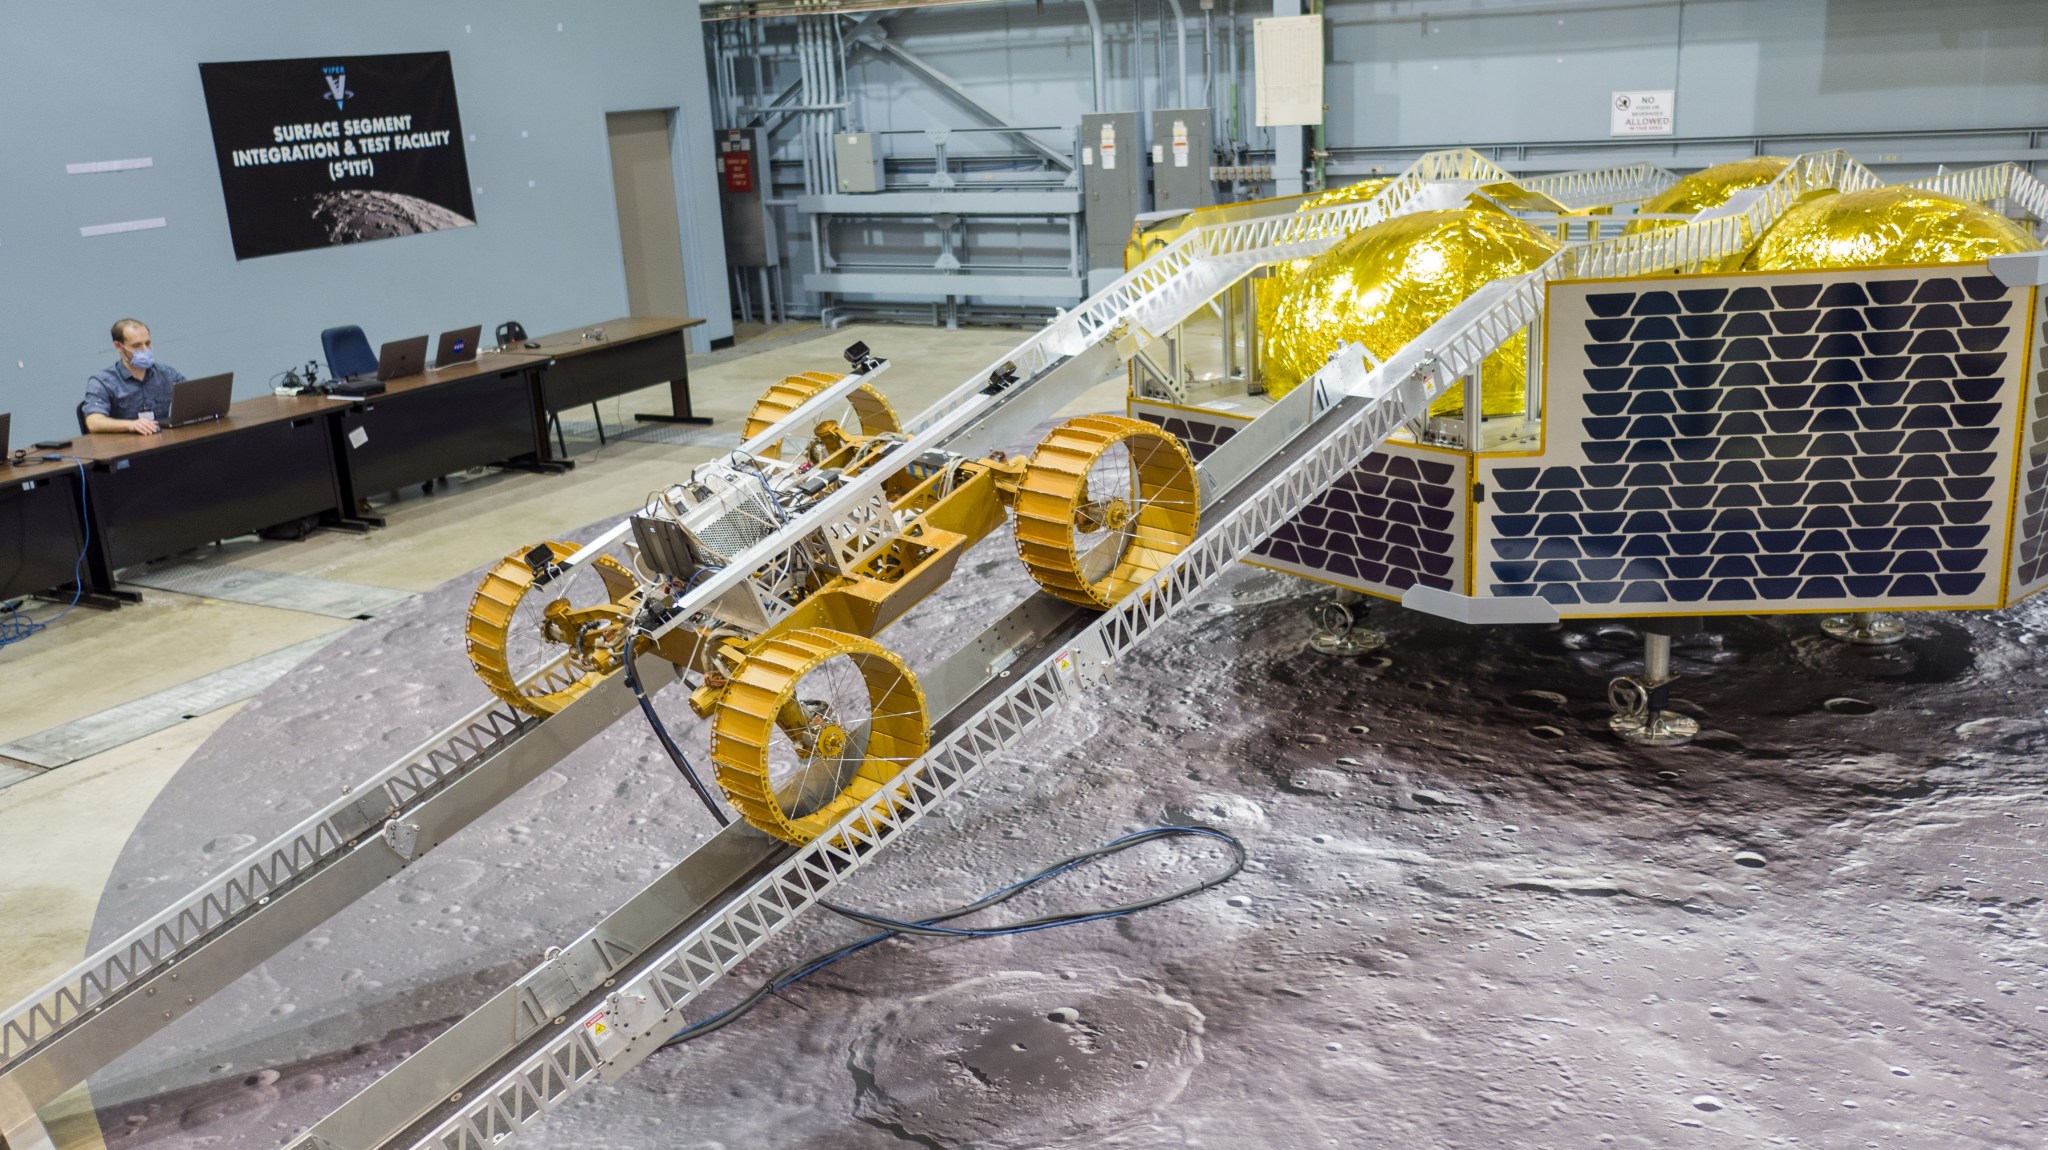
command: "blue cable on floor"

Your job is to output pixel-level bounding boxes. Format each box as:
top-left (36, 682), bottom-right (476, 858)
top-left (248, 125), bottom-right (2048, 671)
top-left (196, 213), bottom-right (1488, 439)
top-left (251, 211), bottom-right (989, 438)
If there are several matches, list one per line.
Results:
top-left (0, 457), bottom-right (91, 650)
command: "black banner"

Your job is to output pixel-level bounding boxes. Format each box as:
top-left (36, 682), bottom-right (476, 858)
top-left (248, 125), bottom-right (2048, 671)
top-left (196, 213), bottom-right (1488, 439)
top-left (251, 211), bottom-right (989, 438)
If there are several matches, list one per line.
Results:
top-left (198, 52), bottom-right (476, 260)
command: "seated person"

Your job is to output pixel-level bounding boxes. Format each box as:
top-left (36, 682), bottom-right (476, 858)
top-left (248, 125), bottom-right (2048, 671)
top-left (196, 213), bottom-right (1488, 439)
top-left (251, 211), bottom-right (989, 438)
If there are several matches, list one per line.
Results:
top-left (84, 319), bottom-right (186, 435)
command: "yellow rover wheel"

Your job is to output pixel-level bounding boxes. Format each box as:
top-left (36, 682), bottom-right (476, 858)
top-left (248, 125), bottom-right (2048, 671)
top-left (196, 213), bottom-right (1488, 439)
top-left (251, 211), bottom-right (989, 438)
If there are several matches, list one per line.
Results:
top-left (742, 371), bottom-right (901, 460)
top-left (709, 628), bottom-right (929, 845)
top-left (1013, 415), bottom-right (1199, 608)
top-left (466, 541), bottom-right (639, 716)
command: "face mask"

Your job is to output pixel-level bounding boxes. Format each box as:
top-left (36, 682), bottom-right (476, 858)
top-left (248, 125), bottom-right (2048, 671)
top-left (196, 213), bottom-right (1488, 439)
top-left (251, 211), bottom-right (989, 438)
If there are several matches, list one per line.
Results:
top-left (129, 348), bottom-right (154, 370)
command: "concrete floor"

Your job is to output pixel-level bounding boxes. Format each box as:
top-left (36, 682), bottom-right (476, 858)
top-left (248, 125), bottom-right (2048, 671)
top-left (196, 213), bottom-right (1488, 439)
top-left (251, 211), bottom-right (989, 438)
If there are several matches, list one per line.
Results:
top-left (0, 317), bottom-right (1119, 1025)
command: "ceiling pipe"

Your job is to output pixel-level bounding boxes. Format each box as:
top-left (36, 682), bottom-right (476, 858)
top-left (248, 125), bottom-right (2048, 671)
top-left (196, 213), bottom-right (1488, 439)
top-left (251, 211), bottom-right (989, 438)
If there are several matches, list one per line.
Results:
top-left (1079, 0), bottom-right (1105, 112)
top-left (1163, 0), bottom-right (1188, 108)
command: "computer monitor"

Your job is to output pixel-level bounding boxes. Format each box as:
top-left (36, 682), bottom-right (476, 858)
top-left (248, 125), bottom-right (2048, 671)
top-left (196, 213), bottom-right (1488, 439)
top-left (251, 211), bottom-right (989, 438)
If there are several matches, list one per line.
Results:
top-left (376, 335), bottom-right (430, 382)
top-left (165, 374), bottom-right (234, 429)
top-left (433, 325), bottom-right (483, 370)
top-left (0, 412), bottom-right (10, 461)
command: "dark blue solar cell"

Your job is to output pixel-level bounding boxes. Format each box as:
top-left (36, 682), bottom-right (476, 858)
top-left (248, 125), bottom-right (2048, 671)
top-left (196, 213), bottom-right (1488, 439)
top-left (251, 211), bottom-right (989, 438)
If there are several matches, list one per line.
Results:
top-left (1674, 364), bottom-right (1726, 390)
top-left (1897, 455), bottom-right (1948, 478)
top-left (1534, 514), bottom-right (1581, 536)
top-left (1669, 509), bottom-right (1716, 532)
top-left (1857, 406), bottom-right (1906, 431)
top-left (1495, 537), bottom-right (1538, 560)
top-left (1627, 391), bottom-right (1678, 414)
top-left (1674, 438), bottom-right (1719, 462)
top-left (1763, 385), bottom-right (1814, 409)
top-left (1864, 334), bottom-right (1913, 357)
top-left (1761, 458), bottom-right (1811, 482)
top-left (1774, 282), bottom-right (1825, 308)
top-left (1816, 309), bottom-right (1868, 334)
top-left (1958, 327), bottom-right (2007, 352)
top-left (1711, 536), bottom-right (1760, 559)
top-left (1491, 467), bottom-right (1542, 492)
top-left (1944, 477), bottom-right (1996, 500)
top-left (1911, 303), bottom-right (1962, 329)
top-left (1718, 387), bottom-right (1768, 411)
top-left (1418, 553), bottom-right (1455, 579)
top-left (1812, 409), bottom-right (1860, 433)
top-left (1585, 442), bottom-right (1628, 463)
top-left (1675, 414), bottom-right (1723, 437)
top-left (1491, 561), bottom-right (1538, 583)
top-left (1586, 344), bottom-right (1633, 368)
top-left (1849, 480), bottom-right (1902, 504)
top-left (1936, 573), bottom-right (1987, 595)
top-left (1899, 429), bottom-right (1949, 454)
top-left (1418, 458), bottom-right (1457, 483)
top-left (1803, 506), bottom-right (1852, 529)
top-left (1839, 574), bottom-right (1887, 597)
top-left (1585, 393), bottom-right (1631, 417)
top-left (1725, 312), bottom-right (1775, 337)
top-left (1720, 362), bottom-right (1770, 389)
top-left (1806, 481), bottom-right (1854, 504)
top-left (1766, 360), bottom-right (1818, 385)
top-left (1669, 462), bottom-right (1715, 485)
top-left (1813, 360), bottom-right (1865, 384)
top-left (1537, 584), bottom-right (1583, 605)
top-left (1848, 504), bottom-right (1899, 528)
top-left (1621, 558), bottom-right (1670, 580)
top-left (1667, 579), bottom-right (1713, 600)
top-left (1947, 453), bottom-right (1998, 478)
top-left (1586, 318), bottom-right (1635, 343)
top-left (1859, 382), bottom-right (1910, 407)
top-left (1624, 510), bottom-right (1672, 534)
top-left (1769, 306), bottom-right (1818, 333)
top-left (1622, 533), bottom-right (1671, 556)
top-left (1755, 576), bottom-right (1802, 598)
top-left (1581, 513), bottom-right (1627, 534)
top-left (1942, 501), bottom-right (1992, 525)
top-left (1799, 576), bottom-right (1849, 598)
top-left (1585, 368), bottom-right (1634, 391)
top-left (1674, 390), bottom-right (1723, 415)
top-left (1623, 440), bottom-right (1676, 462)
top-left (1672, 485), bottom-right (1718, 509)
top-left (1899, 478), bottom-right (1947, 502)
top-left (1712, 485), bottom-right (1765, 509)
top-left (1624, 463), bottom-right (1673, 487)
top-left (1893, 526), bottom-right (1941, 550)
top-left (1846, 527), bottom-right (1897, 552)
top-left (1632, 291), bottom-right (1682, 316)
top-left (1769, 335), bottom-right (1820, 359)
top-left (1863, 305), bottom-right (1915, 330)
top-left (1908, 329), bottom-right (1960, 355)
top-left (1800, 554), bottom-right (1849, 576)
top-left (1630, 342), bottom-right (1680, 366)
top-left (1765, 410), bottom-right (1816, 434)
top-left (1535, 468), bottom-right (1583, 489)
top-left (1805, 383), bottom-right (1854, 408)
top-left (1421, 507), bottom-right (1455, 531)
top-left (1679, 288), bottom-right (1729, 312)
top-left (1667, 556), bottom-right (1713, 578)
top-left (1889, 573), bottom-right (1939, 596)
top-left (1581, 535), bottom-right (1626, 558)
top-left (1902, 379), bottom-right (1954, 405)
top-left (1669, 533), bottom-right (1715, 556)
top-left (1953, 378), bottom-right (2003, 402)
top-left (1941, 526), bottom-right (1990, 548)
top-left (1630, 365), bottom-right (1679, 391)
top-left (1580, 559), bottom-right (1625, 581)
top-left (1818, 282), bottom-right (1869, 308)
top-left (1534, 559), bottom-right (1581, 581)
top-left (1960, 301), bottom-right (2013, 326)
top-left (1762, 435), bottom-right (1812, 459)
top-left (1535, 490), bottom-right (1584, 513)
top-left (1962, 275), bottom-right (2008, 301)
top-left (1810, 434), bottom-right (1857, 456)
top-left (1678, 313), bottom-right (1729, 338)
top-left (1713, 460), bottom-right (1764, 486)
top-left (1724, 338), bottom-right (1774, 362)
top-left (1902, 407), bottom-right (1957, 430)
top-left (1707, 579), bottom-right (1756, 600)
top-left (1583, 417), bottom-right (1630, 440)
top-left (1756, 530), bottom-right (1804, 553)
top-left (1586, 292), bottom-right (1637, 318)
top-left (1577, 582), bottom-right (1624, 603)
top-left (1534, 537), bottom-right (1583, 559)
top-left (1621, 580), bottom-right (1669, 603)
top-left (1676, 340), bottom-right (1727, 364)
top-left (1716, 436), bottom-right (1765, 460)
top-left (1710, 507), bottom-right (1762, 533)
top-left (1847, 552), bottom-right (1894, 575)
top-left (1632, 316), bottom-right (1683, 341)
top-left (1494, 515), bottom-right (1539, 537)
top-left (1808, 457), bottom-right (1855, 481)
top-left (1581, 464), bottom-right (1629, 488)
top-left (1868, 279), bottom-right (1918, 304)
top-left (1728, 286), bottom-right (1775, 311)
top-left (1954, 353), bottom-right (2006, 378)
top-left (1623, 490), bottom-right (1673, 512)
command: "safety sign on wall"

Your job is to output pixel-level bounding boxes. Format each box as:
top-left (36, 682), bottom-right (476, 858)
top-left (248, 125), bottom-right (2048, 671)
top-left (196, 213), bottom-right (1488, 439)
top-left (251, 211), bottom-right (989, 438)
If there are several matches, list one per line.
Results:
top-left (1610, 90), bottom-right (1675, 136)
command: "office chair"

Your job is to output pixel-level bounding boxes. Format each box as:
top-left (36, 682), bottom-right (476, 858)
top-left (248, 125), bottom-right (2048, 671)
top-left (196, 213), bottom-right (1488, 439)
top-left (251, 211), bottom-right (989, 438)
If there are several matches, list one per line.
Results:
top-left (321, 326), bottom-right (378, 381)
top-left (75, 401), bottom-right (88, 434)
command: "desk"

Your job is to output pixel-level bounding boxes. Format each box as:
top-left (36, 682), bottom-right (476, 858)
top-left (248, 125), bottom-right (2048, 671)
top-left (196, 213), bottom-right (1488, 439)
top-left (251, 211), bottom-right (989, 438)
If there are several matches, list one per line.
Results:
top-left (522, 318), bottom-right (709, 452)
top-left (331, 349), bottom-right (550, 503)
top-left (73, 396), bottom-right (349, 570)
top-left (0, 457), bottom-right (103, 602)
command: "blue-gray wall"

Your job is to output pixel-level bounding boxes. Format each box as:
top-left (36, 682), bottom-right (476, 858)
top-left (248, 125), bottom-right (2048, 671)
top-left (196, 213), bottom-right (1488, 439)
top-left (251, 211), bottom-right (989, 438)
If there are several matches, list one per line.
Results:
top-left (1, 1), bottom-right (730, 443)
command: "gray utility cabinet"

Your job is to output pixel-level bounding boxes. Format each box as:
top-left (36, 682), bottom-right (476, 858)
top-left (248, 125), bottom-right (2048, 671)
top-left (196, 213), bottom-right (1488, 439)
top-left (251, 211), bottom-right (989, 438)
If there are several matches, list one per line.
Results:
top-left (1081, 111), bottom-right (1144, 280)
top-left (833, 132), bottom-right (885, 194)
top-left (716, 126), bottom-right (776, 268)
top-left (1149, 108), bottom-right (1213, 214)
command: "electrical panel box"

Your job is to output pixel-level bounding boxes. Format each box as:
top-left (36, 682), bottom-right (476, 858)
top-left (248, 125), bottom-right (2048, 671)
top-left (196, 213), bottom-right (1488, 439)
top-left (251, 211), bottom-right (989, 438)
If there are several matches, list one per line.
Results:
top-left (717, 127), bottom-right (776, 267)
top-left (833, 132), bottom-right (885, 193)
top-left (1149, 108), bottom-right (1213, 214)
top-left (1081, 111), bottom-right (1144, 285)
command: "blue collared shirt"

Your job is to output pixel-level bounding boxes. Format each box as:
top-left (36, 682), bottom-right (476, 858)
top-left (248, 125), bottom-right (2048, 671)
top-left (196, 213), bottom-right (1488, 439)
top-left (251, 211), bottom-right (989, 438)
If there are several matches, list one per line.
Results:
top-left (84, 360), bottom-right (186, 422)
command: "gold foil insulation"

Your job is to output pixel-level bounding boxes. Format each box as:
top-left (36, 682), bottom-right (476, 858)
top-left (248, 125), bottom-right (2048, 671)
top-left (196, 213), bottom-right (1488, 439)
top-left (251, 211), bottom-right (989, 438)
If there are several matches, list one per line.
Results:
top-left (1252, 180), bottom-right (1393, 385)
top-left (1748, 186), bottom-right (2040, 270)
top-left (1625, 157), bottom-right (1791, 234)
top-left (1263, 208), bottom-right (1561, 412)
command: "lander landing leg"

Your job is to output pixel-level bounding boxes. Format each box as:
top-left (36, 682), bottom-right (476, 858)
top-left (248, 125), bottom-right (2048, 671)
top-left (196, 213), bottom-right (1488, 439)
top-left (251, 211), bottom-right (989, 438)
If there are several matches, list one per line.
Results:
top-left (1819, 610), bottom-right (1906, 647)
top-left (1607, 629), bottom-right (1698, 747)
top-left (1308, 590), bottom-right (1386, 656)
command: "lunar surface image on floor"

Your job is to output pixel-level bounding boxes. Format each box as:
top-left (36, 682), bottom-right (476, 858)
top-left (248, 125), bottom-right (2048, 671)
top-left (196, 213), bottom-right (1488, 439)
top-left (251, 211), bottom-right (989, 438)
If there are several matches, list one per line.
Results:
top-left (77, 490), bottom-right (2048, 1148)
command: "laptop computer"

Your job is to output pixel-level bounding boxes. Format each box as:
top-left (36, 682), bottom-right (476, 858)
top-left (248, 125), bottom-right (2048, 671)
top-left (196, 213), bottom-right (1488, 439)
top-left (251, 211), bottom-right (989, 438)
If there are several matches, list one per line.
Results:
top-left (432, 325), bottom-right (483, 370)
top-left (331, 335), bottom-right (427, 397)
top-left (165, 373), bottom-right (234, 429)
